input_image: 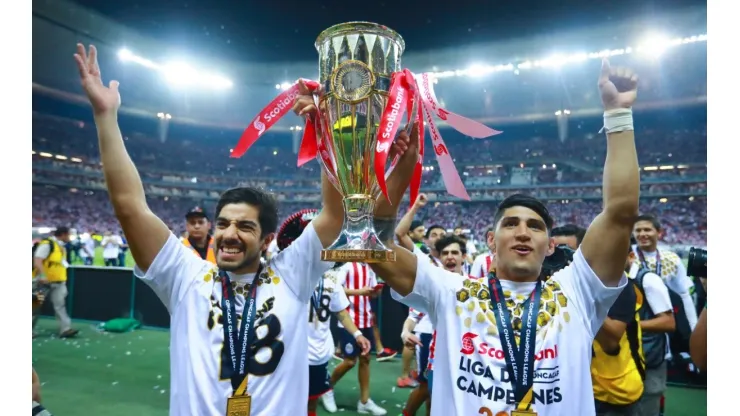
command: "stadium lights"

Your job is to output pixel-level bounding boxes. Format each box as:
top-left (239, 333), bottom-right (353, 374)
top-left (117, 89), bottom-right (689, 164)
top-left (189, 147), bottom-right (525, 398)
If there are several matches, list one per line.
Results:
top-left (55, 155), bottom-right (68, 160)
top-left (70, 157), bottom-right (82, 163)
top-left (157, 112), bottom-right (172, 120)
top-left (118, 48), bottom-right (234, 90)
top-left (276, 32), bottom-right (707, 85)
top-left (555, 109), bottom-right (571, 116)
top-left (289, 126), bottom-right (303, 131)
top-left (39, 152), bottom-right (52, 158)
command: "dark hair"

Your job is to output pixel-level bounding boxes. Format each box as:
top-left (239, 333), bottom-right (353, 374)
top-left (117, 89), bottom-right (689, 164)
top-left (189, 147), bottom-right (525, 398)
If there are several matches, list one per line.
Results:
top-left (435, 235), bottom-right (467, 256)
top-left (635, 214), bottom-right (661, 231)
top-left (215, 187), bottom-right (279, 237)
top-left (493, 194), bottom-right (554, 233)
top-left (551, 224), bottom-right (587, 246)
top-left (425, 224), bottom-right (446, 239)
top-left (485, 226), bottom-right (495, 239)
top-left (54, 226), bottom-right (70, 237)
top-left (410, 220), bottom-right (424, 232)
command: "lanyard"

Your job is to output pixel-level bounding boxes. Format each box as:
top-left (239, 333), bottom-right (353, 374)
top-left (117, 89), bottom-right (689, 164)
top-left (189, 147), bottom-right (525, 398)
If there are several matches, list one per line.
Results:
top-left (220, 264), bottom-right (262, 395)
top-left (487, 272), bottom-right (542, 406)
top-left (637, 248), bottom-right (661, 276)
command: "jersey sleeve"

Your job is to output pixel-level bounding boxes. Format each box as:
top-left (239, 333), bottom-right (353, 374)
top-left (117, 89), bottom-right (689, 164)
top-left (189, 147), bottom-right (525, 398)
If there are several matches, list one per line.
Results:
top-left (34, 242), bottom-right (51, 259)
top-left (133, 233), bottom-right (212, 313)
top-left (667, 258), bottom-right (698, 329)
top-left (272, 222), bottom-right (332, 303)
top-left (390, 251), bottom-right (464, 326)
top-left (329, 279), bottom-right (351, 313)
top-left (553, 248), bottom-right (628, 338)
top-left (408, 308), bottom-right (425, 324)
top-left (642, 272), bottom-right (673, 315)
top-left (607, 281), bottom-right (637, 323)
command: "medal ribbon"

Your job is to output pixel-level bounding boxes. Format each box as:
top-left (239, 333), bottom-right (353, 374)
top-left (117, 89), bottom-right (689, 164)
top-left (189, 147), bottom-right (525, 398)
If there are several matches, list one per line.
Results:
top-left (220, 265), bottom-right (263, 396)
top-left (232, 73), bottom-right (502, 204)
top-left (488, 272), bottom-right (542, 410)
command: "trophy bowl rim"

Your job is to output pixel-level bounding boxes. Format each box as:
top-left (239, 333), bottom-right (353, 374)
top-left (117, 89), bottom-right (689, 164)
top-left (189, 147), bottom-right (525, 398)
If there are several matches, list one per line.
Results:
top-left (314, 22), bottom-right (405, 54)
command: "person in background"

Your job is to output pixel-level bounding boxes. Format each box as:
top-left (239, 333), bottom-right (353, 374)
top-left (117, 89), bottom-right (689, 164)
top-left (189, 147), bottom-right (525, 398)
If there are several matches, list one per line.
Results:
top-left (551, 224), bottom-right (587, 250)
top-left (181, 206), bottom-right (216, 264)
top-left (101, 230), bottom-right (123, 267)
top-left (78, 232), bottom-right (96, 265)
top-left (469, 226), bottom-right (495, 278)
top-left (118, 232), bottom-right (129, 267)
top-left (690, 278), bottom-right (707, 373)
top-left (32, 226), bottom-right (79, 338)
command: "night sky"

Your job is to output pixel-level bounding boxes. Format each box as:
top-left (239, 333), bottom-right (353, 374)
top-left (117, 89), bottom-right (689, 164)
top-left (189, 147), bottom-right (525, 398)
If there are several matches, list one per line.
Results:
top-left (72, 0), bottom-right (704, 62)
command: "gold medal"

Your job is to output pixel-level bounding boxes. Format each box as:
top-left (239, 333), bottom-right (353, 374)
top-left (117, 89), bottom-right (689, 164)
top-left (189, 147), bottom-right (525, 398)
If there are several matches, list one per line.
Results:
top-left (226, 394), bottom-right (251, 416)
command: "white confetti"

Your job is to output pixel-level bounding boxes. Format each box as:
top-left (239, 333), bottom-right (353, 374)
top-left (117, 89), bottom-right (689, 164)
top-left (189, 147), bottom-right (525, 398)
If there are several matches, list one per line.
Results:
top-left (391, 386), bottom-right (396, 393)
top-left (111, 381), bottom-right (118, 386)
top-left (107, 364), bottom-right (112, 368)
top-left (381, 400), bottom-right (386, 404)
top-left (157, 375), bottom-right (162, 379)
top-left (160, 390), bottom-right (166, 394)
top-left (153, 385), bottom-right (160, 390)
top-left (125, 351), bottom-right (131, 355)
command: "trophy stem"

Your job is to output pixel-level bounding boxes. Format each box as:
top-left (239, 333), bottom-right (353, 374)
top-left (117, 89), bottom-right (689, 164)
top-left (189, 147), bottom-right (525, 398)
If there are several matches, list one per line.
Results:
top-left (320, 195), bottom-right (396, 263)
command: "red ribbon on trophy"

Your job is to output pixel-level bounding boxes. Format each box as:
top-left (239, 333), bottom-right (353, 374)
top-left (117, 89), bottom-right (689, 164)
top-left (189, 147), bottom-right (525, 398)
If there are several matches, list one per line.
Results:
top-left (231, 72), bottom-right (502, 205)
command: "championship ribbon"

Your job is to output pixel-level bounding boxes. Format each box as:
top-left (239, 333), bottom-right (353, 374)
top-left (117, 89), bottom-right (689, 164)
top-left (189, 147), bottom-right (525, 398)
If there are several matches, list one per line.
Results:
top-left (231, 72), bottom-right (502, 205)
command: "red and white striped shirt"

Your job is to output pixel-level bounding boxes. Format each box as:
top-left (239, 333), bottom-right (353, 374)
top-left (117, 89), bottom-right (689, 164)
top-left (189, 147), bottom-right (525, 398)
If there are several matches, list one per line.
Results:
top-left (470, 252), bottom-right (495, 278)
top-left (339, 262), bottom-right (377, 329)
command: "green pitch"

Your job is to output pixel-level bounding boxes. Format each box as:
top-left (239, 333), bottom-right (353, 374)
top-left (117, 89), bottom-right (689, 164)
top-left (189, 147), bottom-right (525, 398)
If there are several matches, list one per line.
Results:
top-left (33, 320), bottom-right (706, 416)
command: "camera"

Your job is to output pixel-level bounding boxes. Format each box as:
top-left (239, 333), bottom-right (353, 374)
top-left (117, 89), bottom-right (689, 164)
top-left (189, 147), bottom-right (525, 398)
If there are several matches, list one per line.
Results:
top-left (687, 247), bottom-right (707, 279)
top-left (542, 244), bottom-right (576, 280)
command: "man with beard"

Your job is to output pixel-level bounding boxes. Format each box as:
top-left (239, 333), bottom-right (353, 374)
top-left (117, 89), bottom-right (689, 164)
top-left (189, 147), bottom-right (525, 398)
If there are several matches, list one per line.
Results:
top-left (182, 206), bottom-right (216, 264)
top-left (74, 44), bottom-right (364, 415)
top-left (367, 60), bottom-right (640, 415)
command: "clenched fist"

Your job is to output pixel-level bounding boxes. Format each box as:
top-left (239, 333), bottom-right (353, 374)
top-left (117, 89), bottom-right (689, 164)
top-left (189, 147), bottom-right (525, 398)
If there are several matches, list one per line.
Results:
top-left (598, 59), bottom-right (638, 111)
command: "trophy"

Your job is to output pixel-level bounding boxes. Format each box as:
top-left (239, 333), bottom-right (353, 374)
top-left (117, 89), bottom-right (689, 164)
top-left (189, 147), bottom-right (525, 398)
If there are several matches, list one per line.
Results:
top-left (313, 22), bottom-right (414, 263)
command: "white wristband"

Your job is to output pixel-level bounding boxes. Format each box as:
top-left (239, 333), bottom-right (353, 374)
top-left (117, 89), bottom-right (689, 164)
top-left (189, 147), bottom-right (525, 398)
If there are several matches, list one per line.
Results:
top-left (353, 330), bottom-right (362, 339)
top-left (600, 108), bottom-right (634, 134)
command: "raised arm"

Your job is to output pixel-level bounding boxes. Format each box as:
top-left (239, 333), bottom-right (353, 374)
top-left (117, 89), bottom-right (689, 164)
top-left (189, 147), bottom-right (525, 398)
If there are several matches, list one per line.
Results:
top-left (369, 123), bottom-right (421, 296)
top-left (580, 59), bottom-right (640, 286)
top-left (394, 194), bottom-right (427, 251)
top-left (74, 44), bottom-right (169, 273)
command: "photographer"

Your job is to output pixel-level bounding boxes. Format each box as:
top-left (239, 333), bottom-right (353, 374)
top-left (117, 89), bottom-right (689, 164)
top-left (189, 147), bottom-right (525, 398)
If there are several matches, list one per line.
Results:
top-left (688, 248), bottom-right (707, 373)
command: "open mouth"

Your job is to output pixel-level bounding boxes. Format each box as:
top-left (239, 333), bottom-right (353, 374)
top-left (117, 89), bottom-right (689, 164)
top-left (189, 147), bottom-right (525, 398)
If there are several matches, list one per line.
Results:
top-left (218, 245), bottom-right (245, 260)
top-left (444, 262), bottom-right (457, 271)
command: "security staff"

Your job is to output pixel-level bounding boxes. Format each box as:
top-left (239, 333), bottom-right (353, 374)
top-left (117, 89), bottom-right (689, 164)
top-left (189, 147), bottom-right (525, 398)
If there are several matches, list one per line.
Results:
top-left (32, 226), bottom-right (78, 338)
top-left (182, 206), bottom-right (216, 264)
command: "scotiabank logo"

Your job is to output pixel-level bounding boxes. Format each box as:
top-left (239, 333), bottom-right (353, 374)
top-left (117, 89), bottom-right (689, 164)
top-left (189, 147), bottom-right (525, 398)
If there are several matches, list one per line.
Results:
top-left (460, 332), bottom-right (479, 355)
top-left (460, 331), bottom-right (559, 361)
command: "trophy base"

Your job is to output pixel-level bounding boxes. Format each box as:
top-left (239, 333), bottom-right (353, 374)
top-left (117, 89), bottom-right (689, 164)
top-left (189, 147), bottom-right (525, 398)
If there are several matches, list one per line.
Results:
top-left (321, 248), bottom-right (396, 263)
top-left (321, 195), bottom-right (397, 263)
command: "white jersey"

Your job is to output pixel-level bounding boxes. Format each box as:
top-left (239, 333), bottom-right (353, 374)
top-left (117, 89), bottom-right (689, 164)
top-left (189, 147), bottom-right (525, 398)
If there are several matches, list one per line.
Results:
top-left (633, 247), bottom-right (698, 329)
top-left (392, 249), bottom-right (626, 416)
top-left (470, 252), bottom-right (494, 278)
top-left (308, 268), bottom-right (350, 365)
top-left (102, 235), bottom-right (123, 259)
top-left (134, 223), bottom-right (330, 416)
top-left (408, 308), bottom-right (433, 334)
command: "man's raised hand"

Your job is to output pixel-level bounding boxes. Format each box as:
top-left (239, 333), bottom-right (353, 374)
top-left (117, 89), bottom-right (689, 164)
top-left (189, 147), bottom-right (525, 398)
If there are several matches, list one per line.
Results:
top-left (73, 44), bottom-right (121, 116)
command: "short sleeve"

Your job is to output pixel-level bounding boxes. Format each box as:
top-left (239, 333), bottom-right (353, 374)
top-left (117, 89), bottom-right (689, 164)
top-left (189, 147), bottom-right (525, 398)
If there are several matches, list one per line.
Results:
top-left (329, 280), bottom-right (351, 313)
top-left (642, 272), bottom-right (673, 315)
top-left (272, 222), bottom-right (332, 303)
top-left (470, 255), bottom-right (486, 278)
top-left (553, 248), bottom-right (628, 338)
top-left (133, 233), bottom-right (212, 312)
top-left (390, 253), bottom-right (464, 326)
top-left (34, 243), bottom-right (51, 259)
top-left (607, 281), bottom-right (636, 323)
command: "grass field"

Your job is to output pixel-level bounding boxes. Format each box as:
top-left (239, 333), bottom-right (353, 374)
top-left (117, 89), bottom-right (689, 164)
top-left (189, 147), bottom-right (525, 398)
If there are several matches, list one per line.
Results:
top-left (33, 318), bottom-right (707, 416)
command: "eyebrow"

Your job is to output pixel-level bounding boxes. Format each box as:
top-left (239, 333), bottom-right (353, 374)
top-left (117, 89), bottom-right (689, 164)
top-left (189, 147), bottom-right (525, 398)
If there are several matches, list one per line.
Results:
top-left (501, 216), bottom-right (547, 229)
top-left (215, 217), bottom-right (258, 227)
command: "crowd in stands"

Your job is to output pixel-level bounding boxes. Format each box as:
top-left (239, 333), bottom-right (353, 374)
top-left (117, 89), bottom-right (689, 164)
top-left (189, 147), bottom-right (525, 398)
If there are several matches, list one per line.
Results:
top-left (31, 106), bottom-right (707, 248)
